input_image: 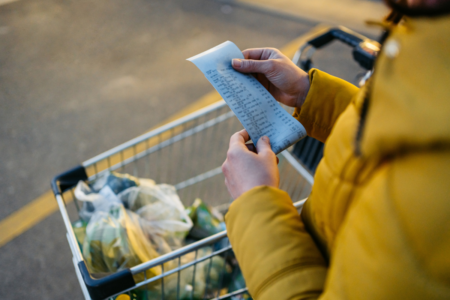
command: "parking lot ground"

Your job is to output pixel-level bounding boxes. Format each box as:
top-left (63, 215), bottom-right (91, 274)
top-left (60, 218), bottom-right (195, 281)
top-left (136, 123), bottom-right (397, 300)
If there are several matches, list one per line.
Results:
top-left (219, 0), bottom-right (388, 35)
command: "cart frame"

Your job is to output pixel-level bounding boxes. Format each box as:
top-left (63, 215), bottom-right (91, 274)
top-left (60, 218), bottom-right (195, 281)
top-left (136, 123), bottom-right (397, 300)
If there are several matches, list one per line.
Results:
top-left (52, 100), bottom-right (313, 300)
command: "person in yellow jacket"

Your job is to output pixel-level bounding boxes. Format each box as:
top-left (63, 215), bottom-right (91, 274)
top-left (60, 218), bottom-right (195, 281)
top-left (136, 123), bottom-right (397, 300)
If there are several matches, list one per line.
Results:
top-left (221, 0), bottom-right (450, 298)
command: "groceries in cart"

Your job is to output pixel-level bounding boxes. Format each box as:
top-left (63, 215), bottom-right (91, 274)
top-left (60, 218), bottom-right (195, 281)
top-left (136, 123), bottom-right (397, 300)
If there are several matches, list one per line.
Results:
top-left (186, 198), bottom-right (228, 251)
top-left (186, 198), bottom-right (225, 239)
top-left (83, 203), bottom-right (162, 280)
top-left (72, 171), bottom-right (247, 299)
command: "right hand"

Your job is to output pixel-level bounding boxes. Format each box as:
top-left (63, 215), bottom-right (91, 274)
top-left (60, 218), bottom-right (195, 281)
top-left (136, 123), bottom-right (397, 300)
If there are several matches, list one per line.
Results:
top-left (222, 130), bottom-right (279, 199)
top-left (232, 48), bottom-right (310, 109)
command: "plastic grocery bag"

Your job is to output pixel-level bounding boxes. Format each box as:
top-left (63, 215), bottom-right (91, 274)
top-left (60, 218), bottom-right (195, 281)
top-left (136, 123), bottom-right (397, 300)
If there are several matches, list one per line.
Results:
top-left (89, 172), bottom-right (141, 194)
top-left (118, 183), bottom-right (193, 250)
top-left (74, 172), bottom-right (149, 222)
top-left (83, 202), bottom-right (163, 283)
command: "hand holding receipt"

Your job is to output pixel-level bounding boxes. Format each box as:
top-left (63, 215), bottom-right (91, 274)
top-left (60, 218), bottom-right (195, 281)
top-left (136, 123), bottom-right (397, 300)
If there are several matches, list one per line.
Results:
top-left (187, 41), bottom-right (306, 154)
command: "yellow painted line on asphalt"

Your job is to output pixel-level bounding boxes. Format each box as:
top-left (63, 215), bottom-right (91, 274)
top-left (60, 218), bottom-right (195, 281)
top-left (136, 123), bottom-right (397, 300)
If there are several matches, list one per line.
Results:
top-left (0, 190), bottom-right (56, 248)
top-left (0, 38), bottom-right (302, 248)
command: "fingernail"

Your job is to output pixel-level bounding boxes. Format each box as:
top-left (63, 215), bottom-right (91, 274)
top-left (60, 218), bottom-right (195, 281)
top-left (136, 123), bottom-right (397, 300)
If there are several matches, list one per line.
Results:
top-left (232, 59), bottom-right (241, 68)
top-left (262, 136), bottom-right (268, 141)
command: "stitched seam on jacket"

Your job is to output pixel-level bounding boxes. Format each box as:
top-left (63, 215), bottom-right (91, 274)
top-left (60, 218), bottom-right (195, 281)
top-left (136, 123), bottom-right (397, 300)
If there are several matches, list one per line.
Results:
top-left (253, 261), bottom-right (321, 299)
top-left (302, 200), bottom-right (329, 264)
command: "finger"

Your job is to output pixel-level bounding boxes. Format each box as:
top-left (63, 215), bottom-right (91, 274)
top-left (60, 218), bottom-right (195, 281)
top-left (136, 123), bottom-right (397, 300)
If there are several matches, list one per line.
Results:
top-left (242, 48), bottom-right (278, 60)
top-left (232, 58), bottom-right (275, 75)
top-left (276, 156), bottom-right (279, 165)
top-left (256, 136), bottom-right (273, 155)
top-left (229, 129), bottom-right (250, 147)
top-left (242, 48), bottom-right (265, 60)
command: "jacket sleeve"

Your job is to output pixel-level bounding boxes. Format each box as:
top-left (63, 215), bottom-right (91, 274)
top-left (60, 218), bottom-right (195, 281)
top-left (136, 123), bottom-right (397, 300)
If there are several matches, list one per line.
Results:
top-left (225, 186), bottom-right (328, 300)
top-left (293, 69), bottom-right (359, 143)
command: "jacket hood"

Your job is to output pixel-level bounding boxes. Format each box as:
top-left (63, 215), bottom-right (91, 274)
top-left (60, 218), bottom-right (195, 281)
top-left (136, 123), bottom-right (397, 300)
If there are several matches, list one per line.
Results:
top-left (360, 16), bottom-right (450, 158)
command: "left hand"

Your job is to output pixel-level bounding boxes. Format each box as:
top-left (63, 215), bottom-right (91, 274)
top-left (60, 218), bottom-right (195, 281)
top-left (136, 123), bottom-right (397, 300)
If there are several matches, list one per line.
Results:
top-left (222, 130), bottom-right (280, 199)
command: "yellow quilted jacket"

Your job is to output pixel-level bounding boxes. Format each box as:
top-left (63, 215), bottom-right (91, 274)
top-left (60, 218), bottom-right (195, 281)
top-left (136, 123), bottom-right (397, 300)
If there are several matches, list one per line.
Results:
top-left (225, 15), bottom-right (450, 299)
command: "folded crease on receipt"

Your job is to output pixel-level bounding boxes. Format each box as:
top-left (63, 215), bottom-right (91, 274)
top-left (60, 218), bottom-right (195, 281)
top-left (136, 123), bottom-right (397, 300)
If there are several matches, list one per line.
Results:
top-left (187, 41), bottom-right (306, 154)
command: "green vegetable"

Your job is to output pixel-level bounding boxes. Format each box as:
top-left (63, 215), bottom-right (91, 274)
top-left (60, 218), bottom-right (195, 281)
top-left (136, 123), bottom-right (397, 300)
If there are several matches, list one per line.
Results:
top-left (186, 198), bottom-right (223, 239)
top-left (72, 220), bottom-right (88, 254)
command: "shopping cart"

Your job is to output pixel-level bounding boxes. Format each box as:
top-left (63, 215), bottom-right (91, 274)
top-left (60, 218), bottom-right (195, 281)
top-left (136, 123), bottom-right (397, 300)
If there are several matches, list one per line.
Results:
top-left (51, 100), bottom-right (314, 300)
top-left (51, 25), bottom-right (379, 300)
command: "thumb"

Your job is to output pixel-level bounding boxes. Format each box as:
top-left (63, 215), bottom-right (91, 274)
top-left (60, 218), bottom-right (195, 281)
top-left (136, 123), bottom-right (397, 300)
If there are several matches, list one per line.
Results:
top-left (232, 59), bottom-right (273, 74)
top-left (256, 136), bottom-right (272, 154)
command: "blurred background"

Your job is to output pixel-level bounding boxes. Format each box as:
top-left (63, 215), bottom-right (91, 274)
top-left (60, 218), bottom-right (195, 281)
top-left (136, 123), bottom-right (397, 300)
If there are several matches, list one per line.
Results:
top-left (0, 0), bottom-right (387, 298)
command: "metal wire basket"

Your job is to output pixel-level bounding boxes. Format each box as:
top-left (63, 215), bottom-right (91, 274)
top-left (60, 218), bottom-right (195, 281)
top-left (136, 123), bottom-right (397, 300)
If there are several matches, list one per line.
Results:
top-left (51, 100), bottom-right (313, 300)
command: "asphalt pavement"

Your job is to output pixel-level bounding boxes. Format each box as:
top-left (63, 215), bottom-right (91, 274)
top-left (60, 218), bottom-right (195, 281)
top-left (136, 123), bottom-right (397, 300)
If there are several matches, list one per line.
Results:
top-left (225, 0), bottom-right (388, 35)
top-left (0, 0), bottom-right (380, 298)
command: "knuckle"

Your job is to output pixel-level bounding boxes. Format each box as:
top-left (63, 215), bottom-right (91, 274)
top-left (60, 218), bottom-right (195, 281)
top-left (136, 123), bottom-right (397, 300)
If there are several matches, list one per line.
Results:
top-left (273, 48), bottom-right (282, 55)
top-left (264, 48), bottom-right (280, 59)
top-left (265, 60), bottom-right (276, 70)
top-left (221, 162), bottom-right (228, 174)
top-left (231, 132), bottom-right (240, 139)
top-left (227, 149), bottom-right (236, 159)
top-left (260, 60), bottom-right (276, 74)
top-left (258, 147), bottom-right (273, 158)
top-left (227, 148), bottom-right (242, 160)
top-left (242, 60), bottom-right (252, 69)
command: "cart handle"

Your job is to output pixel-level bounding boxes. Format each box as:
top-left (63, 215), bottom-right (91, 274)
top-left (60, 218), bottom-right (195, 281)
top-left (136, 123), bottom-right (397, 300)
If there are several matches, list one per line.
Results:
top-left (51, 165), bottom-right (88, 195)
top-left (78, 261), bottom-right (135, 300)
top-left (292, 25), bottom-right (381, 71)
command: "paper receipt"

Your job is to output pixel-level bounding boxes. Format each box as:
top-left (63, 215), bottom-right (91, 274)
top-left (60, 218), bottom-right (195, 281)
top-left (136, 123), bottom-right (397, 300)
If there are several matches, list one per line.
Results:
top-left (187, 41), bottom-right (306, 154)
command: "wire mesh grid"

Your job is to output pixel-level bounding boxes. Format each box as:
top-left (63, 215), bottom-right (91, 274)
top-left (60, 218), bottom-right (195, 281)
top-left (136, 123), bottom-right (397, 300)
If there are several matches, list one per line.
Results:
top-left (121, 232), bottom-right (244, 300)
top-left (58, 101), bottom-right (313, 300)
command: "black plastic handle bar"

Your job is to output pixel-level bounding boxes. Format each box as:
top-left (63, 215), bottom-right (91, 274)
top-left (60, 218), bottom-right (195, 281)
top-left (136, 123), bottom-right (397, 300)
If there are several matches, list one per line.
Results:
top-left (298, 26), bottom-right (380, 71)
top-left (78, 261), bottom-right (135, 300)
top-left (308, 27), bottom-right (363, 48)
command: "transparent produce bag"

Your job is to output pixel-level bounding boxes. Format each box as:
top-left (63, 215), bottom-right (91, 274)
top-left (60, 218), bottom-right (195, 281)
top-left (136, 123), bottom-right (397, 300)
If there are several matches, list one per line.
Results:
top-left (74, 172), bottom-right (149, 222)
top-left (118, 183), bottom-right (193, 250)
top-left (89, 172), bottom-right (141, 195)
top-left (82, 203), bottom-right (164, 283)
